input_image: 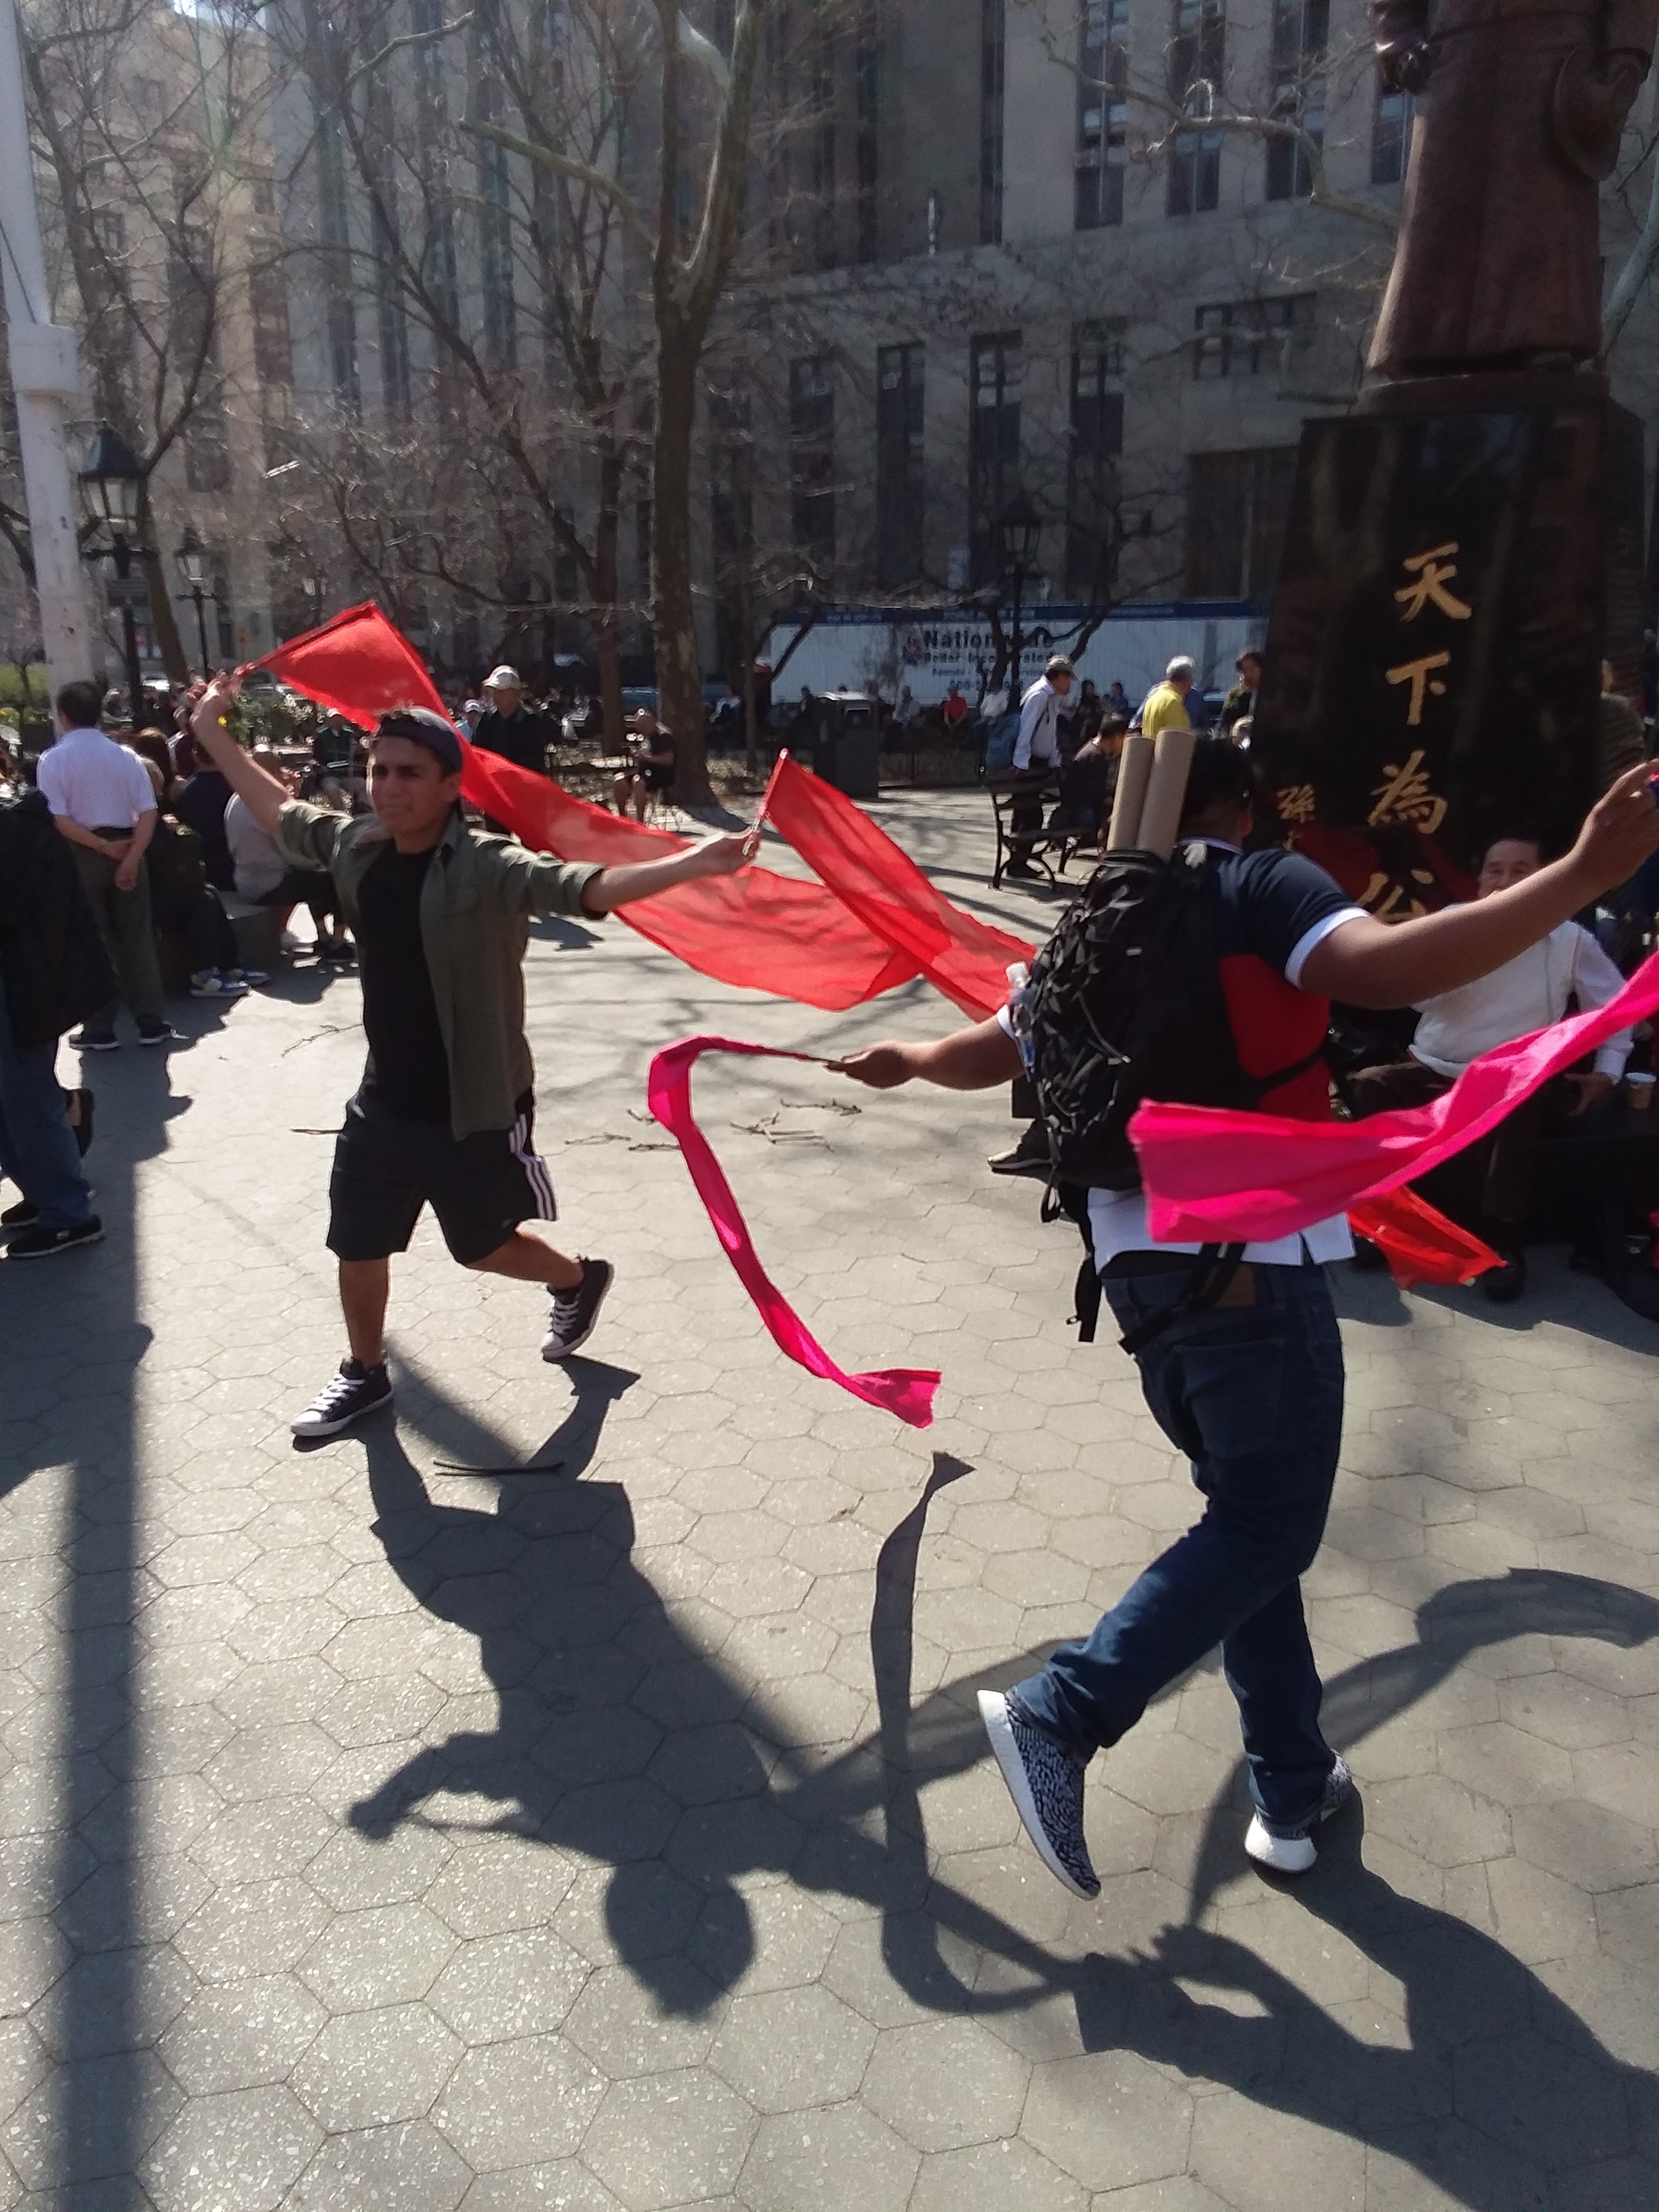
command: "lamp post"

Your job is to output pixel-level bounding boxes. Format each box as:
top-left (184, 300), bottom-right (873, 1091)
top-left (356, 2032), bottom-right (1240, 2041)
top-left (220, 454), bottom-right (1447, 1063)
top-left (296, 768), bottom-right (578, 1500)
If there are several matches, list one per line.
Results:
top-left (996, 491), bottom-right (1043, 703)
top-left (77, 423), bottom-right (148, 718)
top-left (176, 527), bottom-right (212, 672)
top-left (302, 573), bottom-right (325, 630)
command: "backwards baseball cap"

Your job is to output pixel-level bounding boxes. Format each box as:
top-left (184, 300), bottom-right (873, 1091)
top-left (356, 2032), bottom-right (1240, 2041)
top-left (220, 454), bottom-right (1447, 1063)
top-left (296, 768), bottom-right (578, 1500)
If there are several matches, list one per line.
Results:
top-left (1044, 654), bottom-right (1075, 678)
top-left (484, 663), bottom-right (522, 690)
top-left (373, 705), bottom-right (464, 775)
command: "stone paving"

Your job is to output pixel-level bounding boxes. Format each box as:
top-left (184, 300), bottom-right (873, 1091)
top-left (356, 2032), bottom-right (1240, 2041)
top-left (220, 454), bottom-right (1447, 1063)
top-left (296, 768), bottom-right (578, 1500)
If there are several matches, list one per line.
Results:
top-left (1, 790), bottom-right (1657, 2212)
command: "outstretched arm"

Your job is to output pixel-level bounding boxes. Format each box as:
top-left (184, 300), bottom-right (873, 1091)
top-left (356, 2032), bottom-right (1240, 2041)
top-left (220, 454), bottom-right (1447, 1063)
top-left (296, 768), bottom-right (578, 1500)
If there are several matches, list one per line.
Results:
top-left (838, 1018), bottom-right (1023, 1092)
top-left (581, 831), bottom-right (759, 914)
top-left (1302, 764), bottom-right (1659, 1007)
top-left (189, 674), bottom-right (291, 838)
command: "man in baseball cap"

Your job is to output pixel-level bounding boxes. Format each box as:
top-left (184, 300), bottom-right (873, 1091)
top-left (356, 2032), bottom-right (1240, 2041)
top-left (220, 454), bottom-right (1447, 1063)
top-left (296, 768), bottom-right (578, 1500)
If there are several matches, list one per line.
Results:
top-left (186, 673), bottom-right (760, 1439)
top-left (472, 664), bottom-right (554, 777)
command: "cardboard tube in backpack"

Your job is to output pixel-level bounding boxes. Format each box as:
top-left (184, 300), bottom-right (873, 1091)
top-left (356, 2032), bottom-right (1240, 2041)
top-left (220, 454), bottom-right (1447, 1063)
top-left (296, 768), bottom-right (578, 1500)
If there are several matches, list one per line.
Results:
top-left (1105, 732), bottom-right (1155, 852)
top-left (1136, 729), bottom-right (1197, 861)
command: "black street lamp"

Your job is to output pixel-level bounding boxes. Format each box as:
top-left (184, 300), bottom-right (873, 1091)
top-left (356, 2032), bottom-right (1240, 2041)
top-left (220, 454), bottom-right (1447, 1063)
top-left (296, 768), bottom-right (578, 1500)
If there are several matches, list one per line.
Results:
top-left (996, 491), bottom-right (1044, 701)
top-left (176, 527), bottom-right (212, 672)
top-left (77, 424), bottom-right (149, 720)
top-left (302, 573), bottom-right (326, 628)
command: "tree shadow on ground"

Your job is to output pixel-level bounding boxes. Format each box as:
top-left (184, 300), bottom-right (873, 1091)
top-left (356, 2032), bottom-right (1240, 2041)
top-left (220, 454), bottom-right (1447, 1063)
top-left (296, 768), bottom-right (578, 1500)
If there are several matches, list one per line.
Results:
top-left (343, 1378), bottom-right (1658, 2211)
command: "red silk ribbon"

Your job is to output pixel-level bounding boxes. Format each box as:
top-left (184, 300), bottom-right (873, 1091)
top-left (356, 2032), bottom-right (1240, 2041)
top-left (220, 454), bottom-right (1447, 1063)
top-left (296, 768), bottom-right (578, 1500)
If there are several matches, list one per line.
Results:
top-left (647, 1038), bottom-right (941, 1429)
top-left (1134, 951), bottom-right (1659, 1246)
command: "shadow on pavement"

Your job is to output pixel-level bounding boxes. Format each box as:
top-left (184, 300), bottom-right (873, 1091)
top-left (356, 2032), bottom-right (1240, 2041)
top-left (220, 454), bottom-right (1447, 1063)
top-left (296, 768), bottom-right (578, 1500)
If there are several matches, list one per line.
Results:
top-left (340, 1364), bottom-right (1655, 2210)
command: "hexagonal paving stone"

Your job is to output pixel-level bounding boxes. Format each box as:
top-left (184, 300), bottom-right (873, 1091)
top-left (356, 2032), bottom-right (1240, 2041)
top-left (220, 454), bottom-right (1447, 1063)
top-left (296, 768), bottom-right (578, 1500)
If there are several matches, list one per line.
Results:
top-left (431, 2034), bottom-right (607, 2171)
top-left (287, 2118), bottom-right (474, 2211)
top-left (580, 2067), bottom-right (758, 2210)
top-left (298, 1902), bottom-right (457, 2011)
top-left (740, 2097), bottom-right (918, 2212)
top-left (290, 2002), bottom-right (463, 2131)
top-left (862, 2018), bottom-right (1031, 2152)
top-left (140, 2083), bottom-right (322, 2212)
top-left (428, 1927), bottom-right (592, 2045)
top-left (157, 1974), bottom-right (327, 2096)
top-left (708, 1982), bottom-right (876, 2113)
top-left (1023, 2050), bottom-right (1191, 2192)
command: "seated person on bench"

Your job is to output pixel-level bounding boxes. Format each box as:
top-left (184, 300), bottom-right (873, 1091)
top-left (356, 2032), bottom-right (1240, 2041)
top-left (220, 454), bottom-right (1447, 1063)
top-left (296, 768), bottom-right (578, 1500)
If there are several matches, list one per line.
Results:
top-left (612, 708), bottom-right (677, 821)
top-left (226, 779), bottom-right (354, 963)
top-left (1344, 831), bottom-right (1633, 1305)
top-left (1050, 714), bottom-right (1128, 842)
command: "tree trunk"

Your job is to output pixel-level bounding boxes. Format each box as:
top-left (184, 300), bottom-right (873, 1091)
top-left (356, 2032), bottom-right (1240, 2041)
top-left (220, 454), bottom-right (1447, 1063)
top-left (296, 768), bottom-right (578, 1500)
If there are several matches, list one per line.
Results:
top-left (138, 488), bottom-right (190, 689)
top-left (592, 450), bottom-right (625, 754)
top-left (653, 331), bottom-right (710, 802)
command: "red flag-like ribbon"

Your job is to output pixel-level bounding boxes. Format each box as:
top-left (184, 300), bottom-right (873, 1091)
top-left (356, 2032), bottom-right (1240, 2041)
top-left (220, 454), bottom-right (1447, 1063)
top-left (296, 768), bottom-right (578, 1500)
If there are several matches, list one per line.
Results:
top-left (647, 1038), bottom-right (941, 1429)
top-left (1134, 952), bottom-right (1659, 1246)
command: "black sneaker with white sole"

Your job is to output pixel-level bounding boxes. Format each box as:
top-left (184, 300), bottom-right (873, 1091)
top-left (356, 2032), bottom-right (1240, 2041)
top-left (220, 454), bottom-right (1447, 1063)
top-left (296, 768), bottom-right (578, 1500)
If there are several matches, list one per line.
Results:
top-left (1244, 1755), bottom-right (1355, 1875)
top-left (1, 1199), bottom-right (39, 1232)
top-left (138, 1023), bottom-right (182, 1048)
top-left (541, 1258), bottom-right (615, 1361)
top-left (71, 1030), bottom-right (119, 1053)
top-left (5, 1217), bottom-right (104, 1259)
top-left (291, 1359), bottom-right (394, 1438)
top-left (979, 1688), bottom-right (1100, 1899)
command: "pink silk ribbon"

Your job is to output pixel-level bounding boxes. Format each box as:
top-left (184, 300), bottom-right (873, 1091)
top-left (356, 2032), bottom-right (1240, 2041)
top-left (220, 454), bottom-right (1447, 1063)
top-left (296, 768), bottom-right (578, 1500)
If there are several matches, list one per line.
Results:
top-left (1133, 949), bottom-right (1659, 1246)
top-left (647, 1037), bottom-right (941, 1429)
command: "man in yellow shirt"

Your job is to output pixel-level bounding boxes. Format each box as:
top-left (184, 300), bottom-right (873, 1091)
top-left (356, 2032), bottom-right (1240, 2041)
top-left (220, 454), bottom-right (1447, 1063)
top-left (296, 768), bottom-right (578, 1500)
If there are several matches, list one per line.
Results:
top-left (1139, 655), bottom-right (1196, 739)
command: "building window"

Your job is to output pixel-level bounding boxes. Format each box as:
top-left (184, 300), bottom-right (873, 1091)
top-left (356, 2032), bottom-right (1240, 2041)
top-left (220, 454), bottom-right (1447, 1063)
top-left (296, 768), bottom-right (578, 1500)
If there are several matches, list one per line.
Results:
top-left (1076, 9), bottom-right (1128, 232)
top-left (1372, 85), bottom-right (1413, 184)
top-left (1066, 321), bottom-right (1125, 602)
top-left (1170, 0), bottom-right (1225, 100)
top-left (1266, 0), bottom-right (1326, 200)
top-left (790, 356), bottom-right (836, 577)
top-left (855, 4), bottom-right (879, 264)
top-left (876, 342), bottom-right (925, 589)
top-left (1168, 129), bottom-right (1221, 215)
top-left (1192, 294), bottom-right (1315, 378)
top-left (1185, 447), bottom-right (1298, 599)
top-left (249, 263), bottom-right (293, 390)
top-left (980, 0), bottom-right (1005, 245)
top-left (476, 83), bottom-right (517, 371)
top-left (969, 331), bottom-right (1021, 586)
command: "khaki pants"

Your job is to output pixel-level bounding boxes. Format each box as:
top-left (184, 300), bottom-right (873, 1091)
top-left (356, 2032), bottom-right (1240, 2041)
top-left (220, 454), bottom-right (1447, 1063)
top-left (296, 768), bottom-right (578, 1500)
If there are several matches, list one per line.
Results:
top-left (74, 842), bottom-right (165, 1032)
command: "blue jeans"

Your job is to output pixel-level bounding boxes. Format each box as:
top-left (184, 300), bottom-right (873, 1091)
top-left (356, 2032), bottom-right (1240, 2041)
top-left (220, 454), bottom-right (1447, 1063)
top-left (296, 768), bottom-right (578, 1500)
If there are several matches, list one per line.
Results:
top-left (1012, 1259), bottom-right (1345, 1828)
top-left (0, 983), bottom-right (94, 1230)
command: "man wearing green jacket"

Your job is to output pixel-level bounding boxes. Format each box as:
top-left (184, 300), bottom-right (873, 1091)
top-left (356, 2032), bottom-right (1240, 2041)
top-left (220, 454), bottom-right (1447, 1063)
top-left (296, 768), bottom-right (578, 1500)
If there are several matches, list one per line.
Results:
top-left (190, 676), bottom-right (755, 1438)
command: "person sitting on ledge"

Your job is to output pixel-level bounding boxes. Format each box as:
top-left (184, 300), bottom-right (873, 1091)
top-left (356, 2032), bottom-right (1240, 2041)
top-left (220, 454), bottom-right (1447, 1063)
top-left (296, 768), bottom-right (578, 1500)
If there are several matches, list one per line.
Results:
top-left (1343, 830), bottom-right (1633, 1305)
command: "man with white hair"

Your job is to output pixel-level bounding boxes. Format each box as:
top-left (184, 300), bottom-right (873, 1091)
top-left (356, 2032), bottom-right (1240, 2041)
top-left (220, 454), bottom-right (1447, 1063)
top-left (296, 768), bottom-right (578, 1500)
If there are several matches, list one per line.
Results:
top-left (1139, 655), bottom-right (1196, 740)
top-left (472, 665), bottom-right (554, 777)
top-left (1006, 654), bottom-right (1075, 880)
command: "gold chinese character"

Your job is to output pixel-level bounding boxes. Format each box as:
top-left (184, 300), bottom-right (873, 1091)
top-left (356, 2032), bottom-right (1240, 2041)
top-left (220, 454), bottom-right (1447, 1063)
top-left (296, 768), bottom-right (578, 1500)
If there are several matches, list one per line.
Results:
top-left (1275, 783), bottom-right (1317, 824)
top-left (1368, 750), bottom-right (1448, 834)
top-left (1359, 872), bottom-right (1429, 922)
top-left (1395, 543), bottom-right (1473, 623)
top-left (1385, 651), bottom-right (1452, 727)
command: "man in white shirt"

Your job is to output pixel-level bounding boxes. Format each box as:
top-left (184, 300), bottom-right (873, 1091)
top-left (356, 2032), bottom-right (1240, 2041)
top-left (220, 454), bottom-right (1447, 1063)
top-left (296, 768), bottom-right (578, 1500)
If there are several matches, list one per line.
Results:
top-left (34, 678), bottom-right (170, 1050)
top-left (1345, 832), bottom-right (1634, 1300)
top-left (1006, 654), bottom-right (1075, 878)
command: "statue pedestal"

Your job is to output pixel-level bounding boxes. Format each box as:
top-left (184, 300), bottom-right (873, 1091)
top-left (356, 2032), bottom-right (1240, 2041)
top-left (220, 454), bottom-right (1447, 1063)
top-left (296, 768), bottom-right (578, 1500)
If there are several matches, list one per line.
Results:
top-left (1252, 388), bottom-right (1644, 912)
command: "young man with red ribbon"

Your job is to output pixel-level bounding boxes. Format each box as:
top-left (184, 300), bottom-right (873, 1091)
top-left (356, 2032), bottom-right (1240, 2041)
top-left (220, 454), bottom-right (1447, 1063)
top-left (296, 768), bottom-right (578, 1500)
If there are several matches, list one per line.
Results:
top-left (841, 740), bottom-right (1659, 1892)
top-left (189, 674), bottom-right (756, 1439)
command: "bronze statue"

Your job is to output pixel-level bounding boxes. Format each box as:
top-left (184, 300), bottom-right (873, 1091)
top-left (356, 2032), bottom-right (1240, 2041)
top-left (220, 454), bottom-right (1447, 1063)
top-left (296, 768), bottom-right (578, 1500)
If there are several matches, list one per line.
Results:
top-left (1368, 1), bottom-right (1659, 377)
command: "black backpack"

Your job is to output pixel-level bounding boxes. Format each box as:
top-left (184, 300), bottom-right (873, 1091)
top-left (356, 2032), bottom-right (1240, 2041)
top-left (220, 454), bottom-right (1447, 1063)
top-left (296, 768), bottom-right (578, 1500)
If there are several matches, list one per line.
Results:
top-left (1025, 843), bottom-right (1323, 1351)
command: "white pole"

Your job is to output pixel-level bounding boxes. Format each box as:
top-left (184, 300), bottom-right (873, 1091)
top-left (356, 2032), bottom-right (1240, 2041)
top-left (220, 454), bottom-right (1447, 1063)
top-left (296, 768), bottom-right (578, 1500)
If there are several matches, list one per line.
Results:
top-left (0, 0), bottom-right (93, 692)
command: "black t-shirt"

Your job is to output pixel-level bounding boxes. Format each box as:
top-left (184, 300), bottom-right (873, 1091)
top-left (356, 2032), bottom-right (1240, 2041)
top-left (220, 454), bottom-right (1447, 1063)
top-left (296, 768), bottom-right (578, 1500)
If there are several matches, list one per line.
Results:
top-left (472, 706), bottom-right (552, 775)
top-left (172, 771), bottom-right (235, 890)
top-left (356, 844), bottom-right (451, 1123)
